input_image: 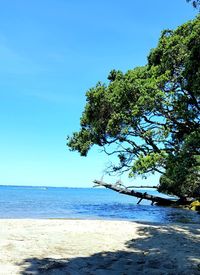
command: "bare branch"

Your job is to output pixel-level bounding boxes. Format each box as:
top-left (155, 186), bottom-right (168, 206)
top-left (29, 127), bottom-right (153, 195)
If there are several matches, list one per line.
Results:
top-left (93, 180), bottom-right (176, 206)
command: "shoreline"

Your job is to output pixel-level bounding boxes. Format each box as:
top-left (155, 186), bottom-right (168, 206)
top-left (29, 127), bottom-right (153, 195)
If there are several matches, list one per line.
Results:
top-left (0, 219), bottom-right (200, 274)
top-left (0, 212), bottom-right (199, 225)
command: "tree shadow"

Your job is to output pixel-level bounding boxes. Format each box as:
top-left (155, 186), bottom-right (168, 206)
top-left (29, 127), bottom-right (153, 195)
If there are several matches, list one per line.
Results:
top-left (19, 222), bottom-right (200, 275)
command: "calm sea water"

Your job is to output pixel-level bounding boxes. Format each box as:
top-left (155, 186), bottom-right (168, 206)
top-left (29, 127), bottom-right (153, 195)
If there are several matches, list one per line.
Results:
top-left (0, 185), bottom-right (199, 223)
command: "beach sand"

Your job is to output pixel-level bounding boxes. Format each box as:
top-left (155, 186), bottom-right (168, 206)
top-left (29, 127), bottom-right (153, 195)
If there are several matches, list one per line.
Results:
top-left (0, 219), bottom-right (200, 274)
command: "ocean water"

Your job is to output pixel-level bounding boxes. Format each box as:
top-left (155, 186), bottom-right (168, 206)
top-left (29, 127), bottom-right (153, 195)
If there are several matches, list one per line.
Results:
top-left (0, 185), bottom-right (199, 223)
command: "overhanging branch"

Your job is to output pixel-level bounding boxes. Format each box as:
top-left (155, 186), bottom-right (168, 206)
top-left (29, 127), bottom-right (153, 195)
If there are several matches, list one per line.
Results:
top-left (94, 180), bottom-right (176, 206)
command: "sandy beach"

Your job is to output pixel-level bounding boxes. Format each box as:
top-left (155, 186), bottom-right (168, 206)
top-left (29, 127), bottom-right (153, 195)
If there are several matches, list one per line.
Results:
top-left (0, 219), bottom-right (200, 275)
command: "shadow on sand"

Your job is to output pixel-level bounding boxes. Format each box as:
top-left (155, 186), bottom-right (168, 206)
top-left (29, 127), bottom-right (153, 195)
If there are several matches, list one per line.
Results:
top-left (20, 222), bottom-right (200, 275)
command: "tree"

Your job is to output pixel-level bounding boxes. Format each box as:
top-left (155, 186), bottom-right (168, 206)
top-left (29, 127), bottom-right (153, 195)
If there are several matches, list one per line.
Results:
top-left (67, 16), bottom-right (200, 201)
top-left (186, 0), bottom-right (200, 11)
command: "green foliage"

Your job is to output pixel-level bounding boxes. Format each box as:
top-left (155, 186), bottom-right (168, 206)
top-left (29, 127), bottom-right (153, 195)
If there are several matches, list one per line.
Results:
top-left (159, 132), bottom-right (200, 198)
top-left (186, 0), bottom-right (200, 11)
top-left (67, 16), bottom-right (200, 198)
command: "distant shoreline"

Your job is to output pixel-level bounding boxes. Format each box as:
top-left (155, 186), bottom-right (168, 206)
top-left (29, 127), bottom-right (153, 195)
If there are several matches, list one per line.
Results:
top-left (0, 184), bottom-right (157, 189)
top-left (0, 184), bottom-right (97, 188)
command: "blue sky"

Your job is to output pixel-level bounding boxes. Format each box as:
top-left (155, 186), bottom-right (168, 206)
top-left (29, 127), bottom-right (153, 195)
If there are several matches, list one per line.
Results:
top-left (0, 0), bottom-right (197, 187)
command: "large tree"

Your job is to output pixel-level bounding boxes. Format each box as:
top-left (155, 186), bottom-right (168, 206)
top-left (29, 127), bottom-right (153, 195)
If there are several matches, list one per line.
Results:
top-left (68, 16), bottom-right (200, 200)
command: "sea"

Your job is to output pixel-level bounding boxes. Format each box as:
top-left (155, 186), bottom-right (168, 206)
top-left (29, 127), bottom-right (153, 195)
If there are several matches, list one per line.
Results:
top-left (0, 185), bottom-right (200, 224)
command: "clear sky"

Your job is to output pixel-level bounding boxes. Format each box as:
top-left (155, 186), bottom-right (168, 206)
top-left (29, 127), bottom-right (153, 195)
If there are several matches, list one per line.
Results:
top-left (0, 0), bottom-right (197, 187)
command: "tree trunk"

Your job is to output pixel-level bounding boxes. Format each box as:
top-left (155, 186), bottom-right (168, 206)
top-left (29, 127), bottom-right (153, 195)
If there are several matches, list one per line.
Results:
top-left (93, 180), bottom-right (177, 206)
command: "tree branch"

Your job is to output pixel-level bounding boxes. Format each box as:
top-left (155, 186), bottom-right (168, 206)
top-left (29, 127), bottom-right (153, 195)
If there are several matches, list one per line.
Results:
top-left (94, 180), bottom-right (176, 206)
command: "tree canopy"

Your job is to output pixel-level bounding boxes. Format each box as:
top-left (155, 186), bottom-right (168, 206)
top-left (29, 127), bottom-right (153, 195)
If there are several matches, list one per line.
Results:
top-left (67, 16), bottom-right (200, 199)
top-left (187, 0), bottom-right (200, 11)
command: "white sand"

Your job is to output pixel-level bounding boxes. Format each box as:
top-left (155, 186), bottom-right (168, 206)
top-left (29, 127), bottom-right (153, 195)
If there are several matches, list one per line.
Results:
top-left (0, 219), bottom-right (200, 274)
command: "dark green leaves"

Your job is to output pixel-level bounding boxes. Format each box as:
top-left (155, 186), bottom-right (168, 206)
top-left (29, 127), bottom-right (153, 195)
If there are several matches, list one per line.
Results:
top-left (67, 16), bottom-right (200, 198)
